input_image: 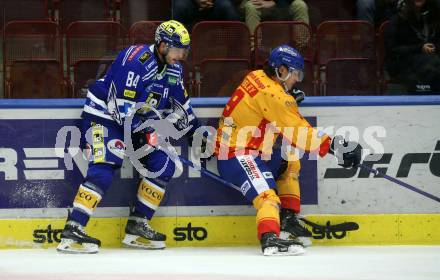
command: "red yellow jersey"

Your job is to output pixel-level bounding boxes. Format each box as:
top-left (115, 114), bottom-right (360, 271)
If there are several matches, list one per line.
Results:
top-left (216, 70), bottom-right (330, 159)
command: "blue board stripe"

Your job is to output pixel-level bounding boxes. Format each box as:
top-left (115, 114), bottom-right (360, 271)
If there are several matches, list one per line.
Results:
top-left (1, 95), bottom-right (440, 109)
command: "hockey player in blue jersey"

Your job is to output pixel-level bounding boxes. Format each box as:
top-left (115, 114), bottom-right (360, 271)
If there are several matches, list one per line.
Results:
top-left (57, 20), bottom-right (200, 254)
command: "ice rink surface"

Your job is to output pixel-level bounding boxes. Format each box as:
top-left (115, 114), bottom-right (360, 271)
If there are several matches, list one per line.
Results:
top-left (1, 246), bottom-right (439, 280)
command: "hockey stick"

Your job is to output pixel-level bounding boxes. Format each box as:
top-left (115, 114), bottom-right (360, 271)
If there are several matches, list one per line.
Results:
top-left (358, 164), bottom-right (440, 203)
top-left (178, 155), bottom-right (241, 192)
top-left (299, 218), bottom-right (359, 233)
top-left (178, 156), bottom-right (440, 204)
top-left (178, 155), bottom-right (361, 238)
top-left (299, 218), bottom-right (359, 239)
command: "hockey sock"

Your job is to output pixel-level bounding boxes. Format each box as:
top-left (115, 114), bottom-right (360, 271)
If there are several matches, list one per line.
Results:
top-left (134, 177), bottom-right (166, 220)
top-left (253, 189), bottom-right (281, 240)
top-left (70, 182), bottom-right (103, 226)
top-left (70, 164), bottom-right (115, 226)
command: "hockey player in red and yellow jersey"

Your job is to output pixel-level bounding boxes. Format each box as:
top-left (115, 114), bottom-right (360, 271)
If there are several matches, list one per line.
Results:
top-left (216, 45), bottom-right (362, 256)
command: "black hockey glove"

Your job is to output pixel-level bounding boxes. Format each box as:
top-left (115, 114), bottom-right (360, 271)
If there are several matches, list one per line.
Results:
top-left (130, 130), bottom-right (152, 165)
top-left (328, 135), bottom-right (362, 168)
top-left (289, 88), bottom-right (305, 104)
top-left (132, 130), bottom-right (148, 150)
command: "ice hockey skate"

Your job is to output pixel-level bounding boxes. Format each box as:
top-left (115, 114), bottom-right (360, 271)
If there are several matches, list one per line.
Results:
top-left (260, 232), bottom-right (305, 256)
top-left (279, 208), bottom-right (313, 247)
top-left (57, 220), bottom-right (101, 254)
top-left (122, 213), bottom-right (166, 249)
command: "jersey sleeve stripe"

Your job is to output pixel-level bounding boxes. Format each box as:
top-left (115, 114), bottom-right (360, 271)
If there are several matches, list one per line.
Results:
top-left (142, 66), bottom-right (158, 81)
top-left (167, 68), bottom-right (180, 75)
top-left (122, 46), bottom-right (136, 66)
top-left (86, 90), bottom-right (108, 109)
top-left (166, 72), bottom-right (180, 78)
top-left (83, 105), bottom-right (114, 120)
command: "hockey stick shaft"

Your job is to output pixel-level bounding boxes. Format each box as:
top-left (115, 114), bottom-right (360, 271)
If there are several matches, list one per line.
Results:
top-left (179, 156), bottom-right (440, 203)
top-left (358, 164), bottom-right (440, 203)
top-left (178, 156), bottom-right (241, 192)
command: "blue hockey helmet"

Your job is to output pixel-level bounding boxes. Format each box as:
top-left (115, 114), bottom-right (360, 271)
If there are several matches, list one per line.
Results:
top-left (268, 45), bottom-right (305, 82)
top-left (155, 20), bottom-right (190, 49)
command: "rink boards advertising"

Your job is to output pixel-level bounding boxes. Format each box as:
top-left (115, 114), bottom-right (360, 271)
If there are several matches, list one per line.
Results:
top-left (0, 96), bottom-right (440, 248)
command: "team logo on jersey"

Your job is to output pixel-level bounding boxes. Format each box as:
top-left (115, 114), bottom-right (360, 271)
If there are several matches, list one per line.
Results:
top-left (107, 82), bottom-right (122, 125)
top-left (138, 51), bottom-right (151, 64)
top-left (93, 147), bottom-right (105, 163)
top-left (168, 75), bottom-right (178, 85)
top-left (169, 98), bottom-right (189, 130)
top-left (128, 46), bottom-right (143, 62)
top-left (124, 89), bottom-right (136, 98)
top-left (240, 181), bottom-right (251, 196)
top-left (145, 92), bottom-right (162, 110)
top-left (107, 139), bottom-right (125, 159)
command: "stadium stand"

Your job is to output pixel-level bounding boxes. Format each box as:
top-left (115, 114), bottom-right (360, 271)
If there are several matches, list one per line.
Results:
top-left (324, 58), bottom-right (378, 95)
top-left (128, 21), bottom-right (162, 45)
top-left (0, 1), bottom-right (400, 98)
top-left (308, 0), bottom-right (356, 30)
top-left (116, 0), bottom-right (171, 29)
top-left (254, 21), bottom-right (316, 95)
top-left (191, 21), bottom-right (251, 96)
top-left (3, 20), bottom-right (65, 98)
top-left (199, 59), bottom-right (250, 97)
top-left (66, 21), bottom-right (126, 97)
top-left (0, 0), bottom-right (50, 32)
top-left (316, 20), bottom-right (377, 95)
top-left (53, 0), bottom-right (112, 31)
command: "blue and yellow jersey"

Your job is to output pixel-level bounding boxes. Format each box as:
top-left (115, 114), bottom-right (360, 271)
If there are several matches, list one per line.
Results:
top-left (82, 44), bottom-right (197, 132)
top-left (216, 70), bottom-right (330, 158)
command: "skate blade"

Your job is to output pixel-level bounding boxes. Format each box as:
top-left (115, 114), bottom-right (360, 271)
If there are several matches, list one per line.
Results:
top-left (279, 231), bottom-right (312, 247)
top-left (56, 239), bottom-right (99, 254)
top-left (122, 234), bottom-right (166, 250)
top-left (263, 245), bottom-right (305, 256)
top-left (298, 237), bottom-right (312, 247)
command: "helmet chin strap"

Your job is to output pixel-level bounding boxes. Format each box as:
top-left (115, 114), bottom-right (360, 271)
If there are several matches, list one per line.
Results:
top-left (275, 68), bottom-right (291, 92)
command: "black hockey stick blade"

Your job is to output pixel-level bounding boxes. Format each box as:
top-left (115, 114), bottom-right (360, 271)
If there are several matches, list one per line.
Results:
top-left (300, 217), bottom-right (359, 232)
